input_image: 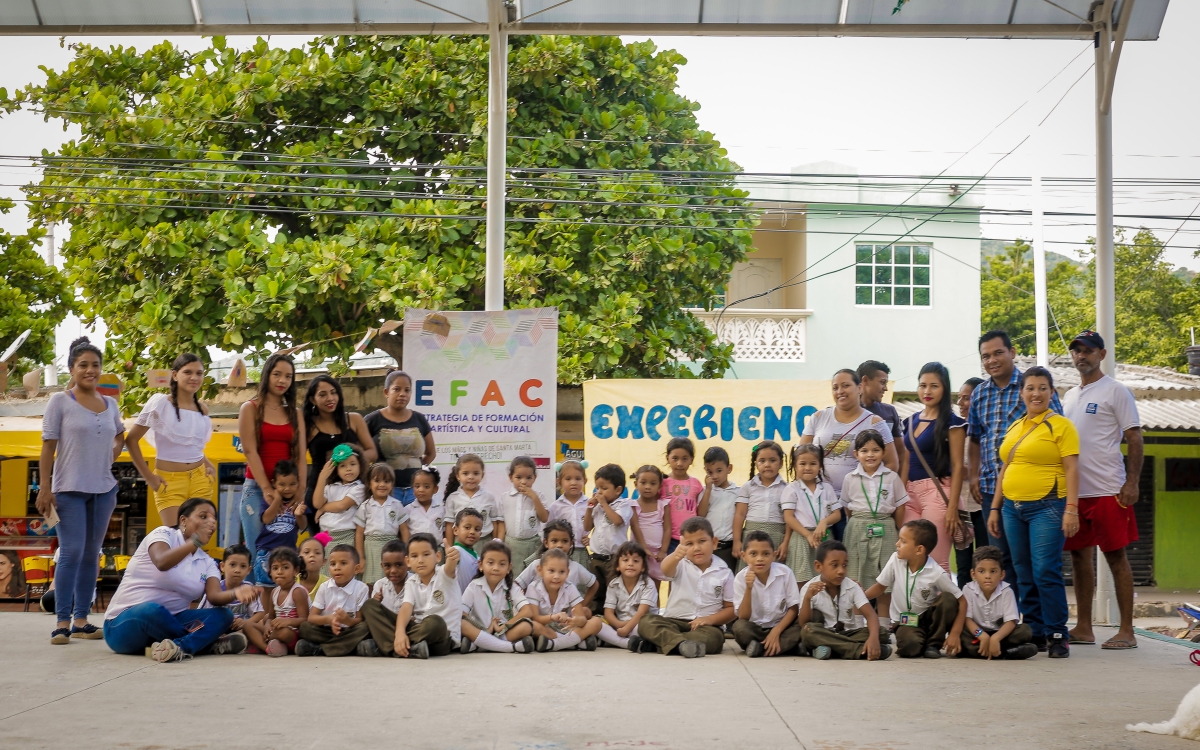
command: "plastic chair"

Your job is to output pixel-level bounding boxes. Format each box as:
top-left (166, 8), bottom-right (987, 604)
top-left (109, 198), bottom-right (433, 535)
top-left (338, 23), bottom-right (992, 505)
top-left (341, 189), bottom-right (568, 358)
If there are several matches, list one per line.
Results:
top-left (22, 556), bottom-right (52, 613)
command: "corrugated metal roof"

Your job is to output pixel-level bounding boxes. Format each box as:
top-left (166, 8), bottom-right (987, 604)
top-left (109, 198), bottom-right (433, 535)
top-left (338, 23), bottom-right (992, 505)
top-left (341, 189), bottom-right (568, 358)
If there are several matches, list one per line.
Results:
top-left (1012, 355), bottom-right (1200, 393)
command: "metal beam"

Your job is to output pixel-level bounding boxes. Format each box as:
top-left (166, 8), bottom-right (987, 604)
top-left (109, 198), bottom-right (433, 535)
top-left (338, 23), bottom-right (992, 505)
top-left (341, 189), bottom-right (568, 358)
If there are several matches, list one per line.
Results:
top-left (484, 0), bottom-right (508, 312)
top-left (1101, 0), bottom-right (1135, 114)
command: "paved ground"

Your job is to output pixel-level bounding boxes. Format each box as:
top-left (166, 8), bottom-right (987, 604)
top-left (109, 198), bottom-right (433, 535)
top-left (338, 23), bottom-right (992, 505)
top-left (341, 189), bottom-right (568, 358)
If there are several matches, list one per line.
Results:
top-left (0, 614), bottom-right (1197, 750)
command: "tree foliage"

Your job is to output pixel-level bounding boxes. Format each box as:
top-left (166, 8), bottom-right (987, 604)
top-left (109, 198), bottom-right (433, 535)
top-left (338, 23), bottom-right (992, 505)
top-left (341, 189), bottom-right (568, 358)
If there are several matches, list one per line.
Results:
top-left (0, 200), bottom-right (72, 377)
top-left (5, 35), bottom-right (752, 401)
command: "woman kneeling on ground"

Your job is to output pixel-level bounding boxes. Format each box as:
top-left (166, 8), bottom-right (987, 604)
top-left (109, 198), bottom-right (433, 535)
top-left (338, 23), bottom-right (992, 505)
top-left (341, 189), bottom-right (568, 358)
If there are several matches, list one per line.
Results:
top-left (103, 497), bottom-right (261, 662)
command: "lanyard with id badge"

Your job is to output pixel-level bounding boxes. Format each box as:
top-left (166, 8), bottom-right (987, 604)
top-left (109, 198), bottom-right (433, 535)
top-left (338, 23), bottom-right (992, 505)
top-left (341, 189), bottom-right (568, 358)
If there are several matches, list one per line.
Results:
top-left (858, 475), bottom-right (887, 539)
top-left (899, 566), bottom-right (921, 628)
top-left (802, 486), bottom-right (832, 542)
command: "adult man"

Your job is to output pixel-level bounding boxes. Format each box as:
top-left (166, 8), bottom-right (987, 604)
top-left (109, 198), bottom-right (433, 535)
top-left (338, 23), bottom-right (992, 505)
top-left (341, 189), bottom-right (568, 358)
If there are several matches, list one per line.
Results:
top-left (1061, 331), bottom-right (1142, 650)
top-left (967, 331), bottom-right (1061, 588)
top-left (857, 360), bottom-right (907, 470)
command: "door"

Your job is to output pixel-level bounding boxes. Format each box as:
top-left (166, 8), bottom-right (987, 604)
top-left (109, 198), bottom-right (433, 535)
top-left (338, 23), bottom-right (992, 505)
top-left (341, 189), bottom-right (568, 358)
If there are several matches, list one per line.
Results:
top-left (726, 259), bottom-right (783, 309)
top-left (1061, 456), bottom-right (1155, 586)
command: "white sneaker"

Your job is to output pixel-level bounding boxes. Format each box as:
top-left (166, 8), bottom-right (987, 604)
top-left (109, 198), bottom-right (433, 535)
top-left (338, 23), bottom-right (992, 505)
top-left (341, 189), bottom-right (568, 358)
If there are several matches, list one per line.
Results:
top-left (149, 640), bottom-right (191, 663)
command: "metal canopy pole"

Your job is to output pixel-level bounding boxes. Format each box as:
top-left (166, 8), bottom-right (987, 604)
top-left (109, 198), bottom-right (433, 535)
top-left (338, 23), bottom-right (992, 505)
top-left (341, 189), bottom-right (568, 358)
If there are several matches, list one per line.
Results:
top-left (1032, 175), bottom-right (1049, 367)
top-left (484, 0), bottom-right (509, 311)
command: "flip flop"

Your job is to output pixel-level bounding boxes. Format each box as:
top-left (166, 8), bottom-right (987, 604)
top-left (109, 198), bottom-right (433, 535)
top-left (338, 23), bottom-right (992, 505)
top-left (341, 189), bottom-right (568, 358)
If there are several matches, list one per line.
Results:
top-left (1101, 637), bottom-right (1137, 650)
top-left (1069, 635), bottom-right (1096, 645)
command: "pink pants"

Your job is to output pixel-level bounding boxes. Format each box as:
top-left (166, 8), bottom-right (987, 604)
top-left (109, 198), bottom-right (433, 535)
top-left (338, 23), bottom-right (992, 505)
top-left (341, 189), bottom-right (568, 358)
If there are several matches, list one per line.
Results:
top-left (904, 478), bottom-right (952, 572)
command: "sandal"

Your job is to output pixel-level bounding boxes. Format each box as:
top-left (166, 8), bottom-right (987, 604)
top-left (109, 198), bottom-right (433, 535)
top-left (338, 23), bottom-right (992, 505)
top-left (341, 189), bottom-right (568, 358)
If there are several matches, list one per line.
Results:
top-left (1101, 637), bottom-right (1137, 650)
top-left (1068, 634), bottom-right (1096, 645)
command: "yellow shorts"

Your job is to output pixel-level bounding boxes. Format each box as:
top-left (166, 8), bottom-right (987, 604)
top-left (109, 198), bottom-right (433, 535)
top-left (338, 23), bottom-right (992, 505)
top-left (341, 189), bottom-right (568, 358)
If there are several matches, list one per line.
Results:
top-left (154, 465), bottom-right (215, 513)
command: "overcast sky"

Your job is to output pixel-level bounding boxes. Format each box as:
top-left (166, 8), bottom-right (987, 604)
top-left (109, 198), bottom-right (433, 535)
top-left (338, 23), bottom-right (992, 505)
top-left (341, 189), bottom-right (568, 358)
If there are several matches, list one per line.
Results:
top-left (1, 1), bottom-right (1196, 361)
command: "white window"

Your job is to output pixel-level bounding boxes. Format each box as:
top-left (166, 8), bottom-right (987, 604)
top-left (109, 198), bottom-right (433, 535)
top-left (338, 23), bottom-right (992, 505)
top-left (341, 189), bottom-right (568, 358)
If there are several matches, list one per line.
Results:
top-left (855, 244), bottom-right (931, 307)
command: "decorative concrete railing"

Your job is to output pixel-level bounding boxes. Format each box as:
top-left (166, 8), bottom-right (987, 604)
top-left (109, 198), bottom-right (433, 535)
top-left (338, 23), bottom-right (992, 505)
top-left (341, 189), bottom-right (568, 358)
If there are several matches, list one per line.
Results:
top-left (687, 308), bottom-right (811, 362)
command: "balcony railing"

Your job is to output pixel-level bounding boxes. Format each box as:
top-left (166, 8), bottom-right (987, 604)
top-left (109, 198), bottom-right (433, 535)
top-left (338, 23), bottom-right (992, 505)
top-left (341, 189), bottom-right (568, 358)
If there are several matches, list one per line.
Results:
top-left (687, 308), bottom-right (811, 362)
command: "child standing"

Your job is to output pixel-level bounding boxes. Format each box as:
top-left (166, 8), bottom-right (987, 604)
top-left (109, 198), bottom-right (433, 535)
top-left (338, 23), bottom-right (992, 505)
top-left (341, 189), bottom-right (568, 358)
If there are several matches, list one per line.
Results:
top-left (843, 430), bottom-right (909, 620)
top-left (255, 460), bottom-right (306, 587)
top-left (864, 519), bottom-right (966, 659)
top-left (405, 466), bottom-right (445, 540)
top-left (296, 544), bottom-right (371, 657)
top-left (634, 517), bottom-right (736, 658)
top-left (798, 540), bottom-right (888, 660)
top-left (593, 541), bottom-right (657, 649)
top-left (354, 463), bottom-right (411, 586)
top-left (698, 446), bottom-right (740, 571)
top-left (526, 549), bottom-right (603, 652)
top-left (515, 520), bottom-right (599, 610)
top-left (449, 508), bottom-right (484, 593)
top-left (585, 464), bottom-right (633, 611)
top-left (392, 533), bottom-right (462, 659)
top-left (629, 466), bottom-right (671, 582)
top-left (547, 460), bottom-right (591, 570)
top-left (313, 444), bottom-right (367, 569)
top-left (662, 438), bottom-right (704, 553)
top-left (500, 456), bottom-right (548, 577)
top-left (782, 445), bottom-right (842, 585)
top-left (202, 544), bottom-right (269, 653)
top-left (460, 540), bottom-right (536, 654)
top-left (733, 441), bottom-right (789, 565)
top-left (358, 539), bottom-right (413, 656)
top-left (297, 536), bottom-right (328, 603)
top-left (733, 530), bottom-right (803, 658)
top-left (263, 547), bottom-right (310, 656)
top-left (959, 546), bottom-right (1036, 660)
top-left (442, 453), bottom-right (505, 554)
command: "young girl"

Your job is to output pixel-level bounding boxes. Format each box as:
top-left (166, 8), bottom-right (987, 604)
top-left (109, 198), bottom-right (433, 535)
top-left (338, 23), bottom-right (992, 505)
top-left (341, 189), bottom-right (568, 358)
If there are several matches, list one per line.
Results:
top-left (526, 548), bottom-right (603, 652)
top-left (354, 463), bottom-right (412, 586)
top-left (662, 438), bottom-right (704, 552)
top-left (313, 443), bottom-right (366, 572)
top-left (500, 456), bottom-right (548, 577)
top-left (628, 465), bottom-right (671, 582)
top-left (782, 444), bottom-right (843, 585)
top-left (298, 535), bottom-right (328, 603)
top-left (733, 441), bottom-right (789, 566)
top-left (406, 466), bottom-right (445, 540)
top-left (547, 460), bottom-right (591, 570)
top-left (451, 509), bottom-right (484, 593)
top-left (442, 454), bottom-right (505, 554)
top-left (264, 547), bottom-right (310, 657)
top-left (592, 541), bottom-right (658, 649)
top-left (515, 520), bottom-right (599, 612)
top-left (461, 540), bottom-right (537, 654)
top-left (843, 429), bottom-right (909, 626)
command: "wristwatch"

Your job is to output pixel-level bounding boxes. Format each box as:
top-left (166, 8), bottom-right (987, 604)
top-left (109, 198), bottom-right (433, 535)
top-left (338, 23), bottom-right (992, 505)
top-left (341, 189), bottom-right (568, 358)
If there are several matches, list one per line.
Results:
top-left (973, 627), bottom-right (983, 637)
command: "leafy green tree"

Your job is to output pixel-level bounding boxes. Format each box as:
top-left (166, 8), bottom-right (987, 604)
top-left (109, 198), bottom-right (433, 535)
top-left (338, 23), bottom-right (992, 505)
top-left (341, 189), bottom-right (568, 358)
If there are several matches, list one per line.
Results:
top-left (0, 200), bottom-right (72, 378)
top-left (4, 35), bottom-right (752, 402)
top-left (980, 239), bottom-right (1088, 355)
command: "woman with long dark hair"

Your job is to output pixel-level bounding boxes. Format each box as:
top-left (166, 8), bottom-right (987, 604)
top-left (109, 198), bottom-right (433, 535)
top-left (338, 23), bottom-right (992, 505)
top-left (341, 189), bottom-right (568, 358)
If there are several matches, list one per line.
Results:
top-left (900, 362), bottom-right (967, 572)
top-left (364, 370), bottom-right (435, 506)
top-left (127, 353), bottom-right (215, 528)
top-left (237, 353), bottom-right (306, 580)
top-left (304, 375), bottom-right (377, 514)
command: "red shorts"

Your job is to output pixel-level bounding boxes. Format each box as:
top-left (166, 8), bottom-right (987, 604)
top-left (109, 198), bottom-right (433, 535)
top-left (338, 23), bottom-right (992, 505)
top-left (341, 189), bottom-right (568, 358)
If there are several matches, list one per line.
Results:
top-left (1063, 495), bottom-right (1138, 553)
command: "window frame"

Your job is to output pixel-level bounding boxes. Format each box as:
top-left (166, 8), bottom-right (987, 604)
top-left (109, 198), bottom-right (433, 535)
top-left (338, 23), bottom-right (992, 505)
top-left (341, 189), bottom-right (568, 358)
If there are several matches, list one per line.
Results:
top-left (853, 242), bottom-right (933, 309)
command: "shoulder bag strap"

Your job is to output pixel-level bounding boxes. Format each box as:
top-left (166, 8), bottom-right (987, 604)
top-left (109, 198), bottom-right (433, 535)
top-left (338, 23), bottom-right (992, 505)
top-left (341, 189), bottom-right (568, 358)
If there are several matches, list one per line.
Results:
top-left (823, 411), bottom-right (874, 458)
top-left (909, 415), bottom-right (953, 508)
top-left (1004, 418), bottom-right (1043, 466)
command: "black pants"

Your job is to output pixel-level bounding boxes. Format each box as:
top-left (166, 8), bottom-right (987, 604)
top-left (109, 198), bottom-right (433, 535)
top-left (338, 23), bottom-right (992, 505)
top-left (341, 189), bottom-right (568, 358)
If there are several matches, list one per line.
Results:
top-left (955, 510), bottom-right (988, 589)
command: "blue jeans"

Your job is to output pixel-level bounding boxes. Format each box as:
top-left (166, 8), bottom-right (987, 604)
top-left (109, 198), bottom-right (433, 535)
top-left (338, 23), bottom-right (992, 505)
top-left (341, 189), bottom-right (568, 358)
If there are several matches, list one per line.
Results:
top-left (1002, 497), bottom-right (1069, 639)
top-left (54, 487), bottom-right (119, 622)
top-left (104, 602), bottom-right (233, 656)
top-left (254, 546), bottom-right (276, 589)
top-left (239, 479), bottom-right (266, 581)
top-left (981, 485), bottom-right (1019, 591)
top-left (391, 485), bottom-right (415, 507)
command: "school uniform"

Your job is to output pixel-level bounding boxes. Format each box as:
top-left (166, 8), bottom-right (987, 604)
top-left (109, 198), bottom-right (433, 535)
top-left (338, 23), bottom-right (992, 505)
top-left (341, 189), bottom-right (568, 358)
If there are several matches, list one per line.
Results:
top-left (638, 555), bottom-right (734, 656)
top-left (453, 543), bottom-right (479, 594)
top-left (524, 576), bottom-right (591, 652)
top-left (354, 497), bottom-right (410, 585)
top-left (546, 495), bottom-right (592, 568)
top-left (371, 575), bottom-right (411, 615)
top-left (298, 577), bottom-right (371, 656)
top-left (781, 480), bottom-right (842, 582)
top-left (383, 565), bottom-right (461, 657)
top-left (443, 488), bottom-right (504, 555)
top-left (597, 575), bottom-right (659, 649)
top-left (318, 481), bottom-right (366, 575)
top-left (798, 575), bottom-right (874, 659)
top-left (587, 498), bottom-right (633, 611)
top-left (462, 577), bottom-right (529, 630)
top-left (735, 475), bottom-right (788, 569)
top-left (958, 580), bottom-right (1032, 658)
top-left (875, 552), bottom-right (963, 658)
top-left (731, 562), bottom-right (804, 655)
top-left (502, 489), bottom-right (546, 577)
top-left (406, 498), bottom-right (445, 539)
top-left (704, 481), bottom-right (740, 570)
top-left (515, 558), bottom-right (597, 602)
top-left (360, 572), bottom-right (428, 656)
top-left (842, 465), bottom-right (908, 590)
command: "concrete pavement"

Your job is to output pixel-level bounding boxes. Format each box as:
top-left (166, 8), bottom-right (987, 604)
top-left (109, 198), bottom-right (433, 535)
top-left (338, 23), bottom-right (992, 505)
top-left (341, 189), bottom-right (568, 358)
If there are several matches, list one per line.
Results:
top-left (0, 612), bottom-right (1196, 749)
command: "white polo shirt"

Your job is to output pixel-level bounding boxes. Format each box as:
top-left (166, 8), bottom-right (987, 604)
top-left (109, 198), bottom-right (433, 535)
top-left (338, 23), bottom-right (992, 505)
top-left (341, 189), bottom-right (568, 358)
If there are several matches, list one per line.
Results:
top-left (547, 495), bottom-right (589, 548)
top-left (962, 580), bottom-right (1019, 631)
top-left (799, 575), bottom-right (870, 630)
top-left (462, 577), bottom-right (529, 625)
top-left (443, 487), bottom-right (504, 535)
top-left (372, 574), bottom-right (412, 614)
top-left (523, 577), bottom-right (583, 617)
top-left (875, 552), bottom-right (962, 621)
top-left (704, 482), bottom-right (740, 542)
top-left (603, 575), bottom-right (659, 620)
top-left (735, 475), bottom-right (787, 523)
top-left (502, 489), bottom-right (546, 540)
top-left (588, 498), bottom-right (633, 555)
top-left (781, 480), bottom-right (842, 527)
top-left (1063, 374), bottom-right (1141, 498)
top-left (402, 565), bottom-right (463, 642)
top-left (354, 496), bottom-right (410, 536)
top-left (319, 481), bottom-right (366, 532)
top-left (405, 498), bottom-right (445, 538)
top-left (662, 555), bottom-right (735, 620)
top-left (515, 559), bottom-right (597, 595)
top-left (312, 576), bottom-right (370, 616)
top-left (841, 466), bottom-right (908, 517)
top-left (733, 562), bottom-right (802, 628)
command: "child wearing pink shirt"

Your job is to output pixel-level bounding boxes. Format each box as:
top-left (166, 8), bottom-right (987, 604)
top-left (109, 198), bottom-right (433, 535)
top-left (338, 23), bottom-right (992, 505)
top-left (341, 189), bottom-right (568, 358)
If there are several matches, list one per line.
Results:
top-left (663, 437), bottom-right (704, 553)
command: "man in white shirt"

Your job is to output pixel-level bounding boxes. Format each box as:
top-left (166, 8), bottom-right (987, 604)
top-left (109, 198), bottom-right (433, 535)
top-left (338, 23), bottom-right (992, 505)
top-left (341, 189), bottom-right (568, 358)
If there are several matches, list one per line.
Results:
top-left (1061, 331), bottom-right (1143, 651)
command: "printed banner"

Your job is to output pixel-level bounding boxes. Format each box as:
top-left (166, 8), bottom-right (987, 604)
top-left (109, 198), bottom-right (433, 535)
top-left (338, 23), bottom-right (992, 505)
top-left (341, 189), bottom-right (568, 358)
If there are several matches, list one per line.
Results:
top-left (404, 308), bottom-right (559, 504)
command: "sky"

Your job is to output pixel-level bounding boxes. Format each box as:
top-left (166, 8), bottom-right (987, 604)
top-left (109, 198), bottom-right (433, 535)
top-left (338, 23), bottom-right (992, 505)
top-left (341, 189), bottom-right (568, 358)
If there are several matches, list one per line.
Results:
top-left (1, 1), bottom-right (1197, 364)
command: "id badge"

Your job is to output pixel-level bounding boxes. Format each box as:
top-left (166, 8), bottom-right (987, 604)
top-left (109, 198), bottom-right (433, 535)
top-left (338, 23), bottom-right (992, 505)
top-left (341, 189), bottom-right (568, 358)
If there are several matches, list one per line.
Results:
top-left (899, 611), bottom-right (920, 628)
top-left (821, 529), bottom-right (832, 542)
top-left (866, 523), bottom-right (885, 538)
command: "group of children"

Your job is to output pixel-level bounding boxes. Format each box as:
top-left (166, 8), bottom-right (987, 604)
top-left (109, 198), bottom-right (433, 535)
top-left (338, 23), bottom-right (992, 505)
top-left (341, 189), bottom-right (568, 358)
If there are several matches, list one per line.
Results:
top-left (206, 434), bottom-right (1036, 661)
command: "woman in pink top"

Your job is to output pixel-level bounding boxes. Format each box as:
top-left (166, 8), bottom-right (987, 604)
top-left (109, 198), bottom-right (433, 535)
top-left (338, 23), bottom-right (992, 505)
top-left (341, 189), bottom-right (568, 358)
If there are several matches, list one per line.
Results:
top-left (662, 437), bottom-right (704, 552)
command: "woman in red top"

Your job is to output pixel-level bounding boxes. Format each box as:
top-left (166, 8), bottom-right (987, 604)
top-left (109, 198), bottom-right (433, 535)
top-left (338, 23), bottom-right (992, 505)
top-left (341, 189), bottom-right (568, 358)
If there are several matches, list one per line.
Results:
top-left (237, 352), bottom-right (306, 582)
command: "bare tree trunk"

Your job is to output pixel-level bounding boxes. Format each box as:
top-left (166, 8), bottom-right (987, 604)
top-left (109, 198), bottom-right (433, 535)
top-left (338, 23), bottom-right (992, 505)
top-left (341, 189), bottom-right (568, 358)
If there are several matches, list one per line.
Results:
top-left (373, 330), bottom-right (404, 368)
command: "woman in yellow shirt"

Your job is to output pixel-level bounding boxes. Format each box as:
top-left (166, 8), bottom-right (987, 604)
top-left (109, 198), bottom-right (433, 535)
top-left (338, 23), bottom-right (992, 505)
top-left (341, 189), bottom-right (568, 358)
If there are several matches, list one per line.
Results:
top-left (987, 366), bottom-right (1080, 658)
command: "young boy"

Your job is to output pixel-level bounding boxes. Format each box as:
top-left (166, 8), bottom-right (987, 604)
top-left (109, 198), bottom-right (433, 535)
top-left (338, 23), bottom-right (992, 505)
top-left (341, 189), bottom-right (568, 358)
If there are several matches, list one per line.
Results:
top-left (585, 464), bottom-right (633, 611)
top-left (732, 530), bottom-right (802, 658)
top-left (451, 509), bottom-right (483, 594)
top-left (798, 540), bottom-right (888, 660)
top-left (393, 533), bottom-right (461, 659)
top-left (960, 546), bottom-right (1037, 660)
top-left (255, 460), bottom-right (306, 587)
top-left (633, 517), bottom-right (735, 658)
top-left (296, 544), bottom-right (370, 656)
top-left (359, 539), bottom-right (413, 657)
top-left (698, 447), bottom-right (739, 571)
top-left (864, 519), bottom-right (965, 659)
top-left (201, 543), bottom-right (264, 654)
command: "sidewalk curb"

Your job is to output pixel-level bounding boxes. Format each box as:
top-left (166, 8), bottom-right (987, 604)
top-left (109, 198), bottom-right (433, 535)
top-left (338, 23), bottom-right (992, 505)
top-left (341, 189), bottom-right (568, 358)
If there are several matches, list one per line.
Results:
top-left (1133, 627), bottom-right (1200, 650)
top-left (1069, 602), bottom-right (1179, 618)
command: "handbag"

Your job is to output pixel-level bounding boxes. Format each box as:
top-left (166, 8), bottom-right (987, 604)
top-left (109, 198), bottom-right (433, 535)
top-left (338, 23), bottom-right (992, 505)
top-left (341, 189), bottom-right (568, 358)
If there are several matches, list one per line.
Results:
top-left (908, 415), bottom-right (974, 551)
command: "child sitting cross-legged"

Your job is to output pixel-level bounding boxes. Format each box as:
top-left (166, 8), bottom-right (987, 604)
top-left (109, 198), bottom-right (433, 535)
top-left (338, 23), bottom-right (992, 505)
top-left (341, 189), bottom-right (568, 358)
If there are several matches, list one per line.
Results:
top-left (460, 541), bottom-right (537, 655)
top-left (863, 519), bottom-right (966, 659)
top-left (633, 517), bottom-right (736, 658)
top-left (296, 544), bottom-right (370, 657)
top-left (959, 545), bottom-right (1037, 660)
top-left (356, 539), bottom-right (412, 657)
top-left (527, 548), bottom-right (603, 652)
top-left (732, 530), bottom-right (803, 658)
top-left (263, 547), bottom-right (310, 656)
top-left (392, 533), bottom-right (462, 659)
top-left (200, 544), bottom-right (267, 654)
top-left (515, 520), bottom-right (599, 613)
top-left (592, 541), bottom-right (658, 650)
top-left (798, 540), bottom-right (889, 660)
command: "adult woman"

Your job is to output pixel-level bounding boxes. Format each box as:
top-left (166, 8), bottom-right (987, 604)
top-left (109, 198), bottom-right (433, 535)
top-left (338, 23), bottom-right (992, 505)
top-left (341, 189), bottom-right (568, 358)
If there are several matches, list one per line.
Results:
top-left (304, 375), bottom-right (377, 512)
top-left (899, 362), bottom-right (966, 573)
top-left (799, 368), bottom-right (899, 497)
top-left (237, 353), bottom-right (306, 577)
top-left (364, 370), bottom-right (435, 505)
top-left (103, 496), bottom-right (258, 661)
top-left (127, 353), bottom-right (215, 528)
top-left (37, 336), bottom-right (126, 645)
top-left (988, 366), bottom-right (1080, 658)
top-left (954, 377), bottom-right (989, 588)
